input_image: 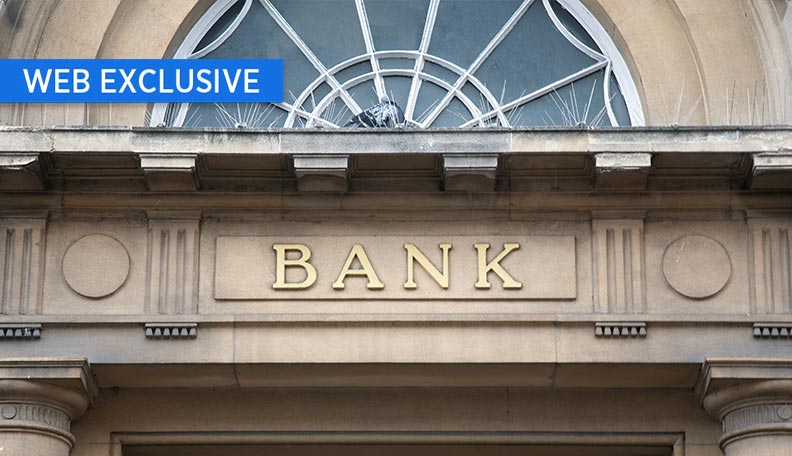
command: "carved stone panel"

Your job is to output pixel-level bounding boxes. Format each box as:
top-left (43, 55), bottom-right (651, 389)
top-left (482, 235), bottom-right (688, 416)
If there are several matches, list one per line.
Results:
top-left (592, 219), bottom-right (646, 314)
top-left (0, 403), bottom-right (70, 434)
top-left (748, 219), bottom-right (792, 314)
top-left (645, 220), bottom-right (748, 315)
top-left (145, 217), bottom-right (200, 315)
top-left (662, 235), bottom-right (731, 299)
top-left (62, 234), bottom-right (130, 298)
top-left (44, 218), bottom-right (147, 315)
top-left (723, 403), bottom-right (792, 435)
top-left (0, 217), bottom-right (46, 315)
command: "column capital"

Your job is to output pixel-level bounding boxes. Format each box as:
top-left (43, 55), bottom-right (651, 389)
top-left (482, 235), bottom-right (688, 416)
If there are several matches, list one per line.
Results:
top-left (0, 358), bottom-right (97, 405)
top-left (696, 358), bottom-right (792, 453)
top-left (0, 358), bottom-right (97, 449)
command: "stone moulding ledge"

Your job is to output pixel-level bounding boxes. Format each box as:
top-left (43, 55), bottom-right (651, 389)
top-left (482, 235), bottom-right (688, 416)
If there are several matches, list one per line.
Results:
top-left (111, 430), bottom-right (685, 453)
top-left (0, 126), bottom-right (789, 155)
top-left (0, 126), bottom-right (791, 207)
top-left (0, 315), bottom-right (787, 326)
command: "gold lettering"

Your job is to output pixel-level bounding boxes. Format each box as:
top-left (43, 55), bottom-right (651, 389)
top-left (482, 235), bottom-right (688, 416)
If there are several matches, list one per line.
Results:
top-left (272, 244), bottom-right (317, 289)
top-left (403, 243), bottom-right (452, 289)
top-left (332, 244), bottom-right (385, 290)
top-left (474, 243), bottom-right (522, 289)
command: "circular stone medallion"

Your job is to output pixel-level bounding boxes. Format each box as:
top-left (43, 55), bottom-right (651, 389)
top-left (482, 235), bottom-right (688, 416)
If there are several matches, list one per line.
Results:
top-left (63, 234), bottom-right (130, 298)
top-left (1, 405), bottom-right (17, 419)
top-left (778, 404), bottom-right (792, 421)
top-left (662, 235), bottom-right (731, 299)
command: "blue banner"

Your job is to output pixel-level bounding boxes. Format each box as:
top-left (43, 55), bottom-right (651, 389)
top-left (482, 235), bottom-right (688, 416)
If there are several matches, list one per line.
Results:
top-left (0, 59), bottom-right (284, 103)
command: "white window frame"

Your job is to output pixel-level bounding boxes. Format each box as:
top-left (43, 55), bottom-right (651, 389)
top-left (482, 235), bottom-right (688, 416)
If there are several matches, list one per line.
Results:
top-left (149, 0), bottom-right (645, 128)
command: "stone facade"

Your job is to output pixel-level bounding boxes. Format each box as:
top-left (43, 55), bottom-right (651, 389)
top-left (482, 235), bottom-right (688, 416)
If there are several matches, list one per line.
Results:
top-left (1, 1), bottom-right (792, 456)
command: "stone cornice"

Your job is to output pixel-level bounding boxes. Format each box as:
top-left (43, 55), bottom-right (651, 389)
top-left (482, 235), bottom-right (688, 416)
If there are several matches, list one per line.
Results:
top-left (0, 126), bottom-right (790, 196)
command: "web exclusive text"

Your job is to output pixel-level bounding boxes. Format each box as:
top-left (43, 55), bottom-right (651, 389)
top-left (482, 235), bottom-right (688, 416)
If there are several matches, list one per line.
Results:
top-left (0, 59), bottom-right (283, 103)
top-left (23, 67), bottom-right (261, 95)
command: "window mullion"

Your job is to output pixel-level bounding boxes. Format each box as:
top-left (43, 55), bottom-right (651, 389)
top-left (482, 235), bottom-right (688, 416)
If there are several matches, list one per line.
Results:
top-left (258, 0), bottom-right (363, 115)
top-left (405, 0), bottom-right (440, 122)
top-left (354, 0), bottom-right (386, 99)
top-left (419, 0), bottom-right (534, 128)
top-left (543, 0), bottom-right (606, 62)
top-left (460, 60), bottom-right (607, 127)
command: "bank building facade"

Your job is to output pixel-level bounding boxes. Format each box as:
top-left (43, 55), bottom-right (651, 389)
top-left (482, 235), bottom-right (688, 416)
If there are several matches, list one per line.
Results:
top-left (2, 0), bottom-right (792, 455)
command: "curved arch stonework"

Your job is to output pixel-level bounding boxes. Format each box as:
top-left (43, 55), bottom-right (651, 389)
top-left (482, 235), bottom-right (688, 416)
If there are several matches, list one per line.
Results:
top-left (0, 0), bottom-right (788, 127)
top-left (2, 2), bottom-right (792, 456)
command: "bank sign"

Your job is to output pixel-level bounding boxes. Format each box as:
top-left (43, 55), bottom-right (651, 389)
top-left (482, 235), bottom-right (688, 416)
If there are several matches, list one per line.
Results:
top-left (0, 59), bottom-right (284, 103)
top-left (213, 236), bottom-right (578, 300)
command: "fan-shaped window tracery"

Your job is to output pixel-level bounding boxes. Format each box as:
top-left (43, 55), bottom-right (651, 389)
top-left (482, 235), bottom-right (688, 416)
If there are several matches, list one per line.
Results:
top-left (150, 0), bottom-right (644, 128)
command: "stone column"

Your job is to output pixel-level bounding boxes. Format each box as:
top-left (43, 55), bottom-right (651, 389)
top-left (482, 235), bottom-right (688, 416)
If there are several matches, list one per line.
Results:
top-left (0, 359), bottom-right (97, 456)
top-left (697, 358), bottom-right (792, 456)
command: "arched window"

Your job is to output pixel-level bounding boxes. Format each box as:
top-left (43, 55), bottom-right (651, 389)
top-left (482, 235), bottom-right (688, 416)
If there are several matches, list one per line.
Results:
top-left (150, 0), bottom-right (644, 128)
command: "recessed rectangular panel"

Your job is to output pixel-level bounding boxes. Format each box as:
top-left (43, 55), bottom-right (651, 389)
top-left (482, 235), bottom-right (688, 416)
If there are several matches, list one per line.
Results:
top-left (214, 235), bottom-right (576, 300)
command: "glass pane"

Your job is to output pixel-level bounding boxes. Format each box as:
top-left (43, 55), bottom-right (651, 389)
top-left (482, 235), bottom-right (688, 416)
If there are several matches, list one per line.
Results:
top-left (382, 75), bottom-right (412, 108)
top-left (509, 70), bottom-right (608, 126)
top-left (293, 114), bottom-right (312, 128)
top-left (422, 61), bottom-right (458, 85)
top-left (549, 0), bottom-right (601, 53)
top-left (335, 61), bottom-right (372, 84)
top-left (298, 82), bottom-right (332, 113)
top-left (461, 82), bottom-right (494, 115)
top-left (474, 1), bottom-right (597, 105)
top-left (320, 97), bottom-right (353, 125)
top-left (204, 3), bottom-right (319, 101)
top-left (194, 0), bottom-right (247, 55)
top-left (412, 80), bottom-right (446, 124)
top-left (160, 103), bottom-right (181, 127)
top-left (379, 58), bottom-right (416, 70)
top-left (431, 97), bottom-right (472, 127)
top-left (609, 72), bottom-right (631, 125)
top-left (348, 79), bottom-right (379, 109)
top-left (184, 102), bottom-right (287, 128)
top-left (366, 0), bottom-right (429, 51)
top-left (269, 0), bottom-right (366, 68)
top-left (183, 103), bottom-right (216, 127)
top-left (428, 0), bottom-right (521, 70)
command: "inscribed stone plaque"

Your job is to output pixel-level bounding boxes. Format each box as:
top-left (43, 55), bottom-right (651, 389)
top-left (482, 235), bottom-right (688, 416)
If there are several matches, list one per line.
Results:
top-left (214, 236), bottom-right (576, 300)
